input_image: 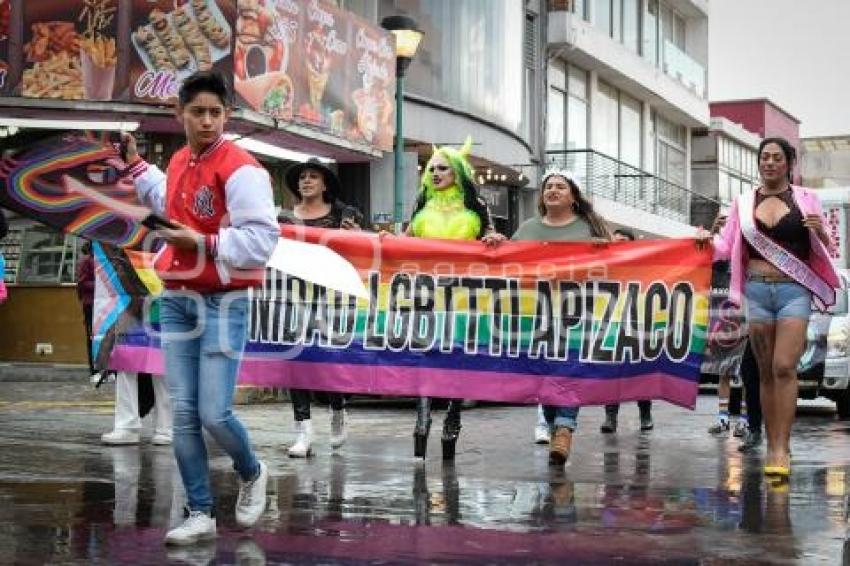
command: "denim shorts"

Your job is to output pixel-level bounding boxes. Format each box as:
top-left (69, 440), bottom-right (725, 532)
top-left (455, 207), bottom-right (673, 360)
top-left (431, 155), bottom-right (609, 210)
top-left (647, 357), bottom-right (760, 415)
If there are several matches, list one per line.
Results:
top-left (745, 277), bottom-right (811, 323)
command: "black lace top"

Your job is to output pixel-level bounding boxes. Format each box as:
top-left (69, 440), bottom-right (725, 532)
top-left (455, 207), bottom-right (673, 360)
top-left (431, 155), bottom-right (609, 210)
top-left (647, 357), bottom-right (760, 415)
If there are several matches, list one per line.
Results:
top-left (745, 188), bottom-right (810, 262)
top-left (278, 200), bottom-right (364, 229)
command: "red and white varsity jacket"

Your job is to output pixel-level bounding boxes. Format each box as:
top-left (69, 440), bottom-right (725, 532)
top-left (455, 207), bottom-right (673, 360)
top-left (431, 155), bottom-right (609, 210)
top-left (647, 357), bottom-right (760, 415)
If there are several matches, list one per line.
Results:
top-left (130, 137), bottom-right (279, 293)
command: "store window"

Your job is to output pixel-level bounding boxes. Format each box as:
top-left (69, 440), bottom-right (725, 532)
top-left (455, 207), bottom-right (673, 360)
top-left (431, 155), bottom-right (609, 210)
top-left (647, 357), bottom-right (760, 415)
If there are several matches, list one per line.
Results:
top-left (15, 226), bottom-right (79, 285)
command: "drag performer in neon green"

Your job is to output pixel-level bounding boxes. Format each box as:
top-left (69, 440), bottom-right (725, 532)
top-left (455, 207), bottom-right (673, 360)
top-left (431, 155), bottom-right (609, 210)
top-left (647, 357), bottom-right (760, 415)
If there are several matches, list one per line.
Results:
top-left (406, 137), bottom-right (506, 460)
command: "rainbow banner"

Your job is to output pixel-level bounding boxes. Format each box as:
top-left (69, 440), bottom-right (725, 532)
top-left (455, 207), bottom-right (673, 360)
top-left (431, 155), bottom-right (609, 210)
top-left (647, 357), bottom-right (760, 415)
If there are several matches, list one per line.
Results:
top-left (109, 226), bottom-right (712, 409)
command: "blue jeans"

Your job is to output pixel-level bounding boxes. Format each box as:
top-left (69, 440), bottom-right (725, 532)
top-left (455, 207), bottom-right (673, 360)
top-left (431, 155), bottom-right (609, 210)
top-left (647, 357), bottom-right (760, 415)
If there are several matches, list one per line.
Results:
top-left (542, 404), bottom-right (579, 431)
top-left (160, 290), bottom-right (259, 514)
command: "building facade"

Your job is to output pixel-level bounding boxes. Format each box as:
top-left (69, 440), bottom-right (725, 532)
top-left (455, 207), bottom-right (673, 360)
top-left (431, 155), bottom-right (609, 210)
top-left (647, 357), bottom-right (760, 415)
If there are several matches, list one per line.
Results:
top-left (371, 0), bottom-right (544, 234)
top-left (690, 116), bottom-right (761, 228)
top-left (801, 136), bottom-right (850, 188)
top-left (710, 98), bottom-right (802, 181)
top-left (545, 0), bottom-right (711, 237)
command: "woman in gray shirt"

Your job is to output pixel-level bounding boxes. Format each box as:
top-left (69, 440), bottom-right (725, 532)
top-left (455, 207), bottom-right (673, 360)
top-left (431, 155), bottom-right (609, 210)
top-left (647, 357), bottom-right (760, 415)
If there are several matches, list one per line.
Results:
top-left (511, 170), bottom-right (612, 465)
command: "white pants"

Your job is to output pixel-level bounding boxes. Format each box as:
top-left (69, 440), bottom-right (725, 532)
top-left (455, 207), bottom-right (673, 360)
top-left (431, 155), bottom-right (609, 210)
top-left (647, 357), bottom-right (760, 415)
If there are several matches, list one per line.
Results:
top-left (114, 372), bottom-right (172, 436)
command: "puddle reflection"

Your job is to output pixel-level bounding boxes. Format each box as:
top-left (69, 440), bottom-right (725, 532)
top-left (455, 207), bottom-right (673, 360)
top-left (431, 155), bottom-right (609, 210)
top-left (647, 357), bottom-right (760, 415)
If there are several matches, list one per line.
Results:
top-left (0, 442), bottom-right (846, 564)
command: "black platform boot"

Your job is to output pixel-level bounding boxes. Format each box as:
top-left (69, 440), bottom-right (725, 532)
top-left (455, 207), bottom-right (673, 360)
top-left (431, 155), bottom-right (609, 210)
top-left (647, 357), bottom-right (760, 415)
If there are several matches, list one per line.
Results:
top-left (414, 397), bottom-right (432, 458)
top-left (441, 400), bottom-right (463, 461)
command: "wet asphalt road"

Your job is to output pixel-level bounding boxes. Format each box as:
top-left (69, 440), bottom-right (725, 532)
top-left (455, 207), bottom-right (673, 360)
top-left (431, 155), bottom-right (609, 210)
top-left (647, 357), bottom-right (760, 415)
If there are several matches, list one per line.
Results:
top-left (0, 381), bottom-right (848, 565)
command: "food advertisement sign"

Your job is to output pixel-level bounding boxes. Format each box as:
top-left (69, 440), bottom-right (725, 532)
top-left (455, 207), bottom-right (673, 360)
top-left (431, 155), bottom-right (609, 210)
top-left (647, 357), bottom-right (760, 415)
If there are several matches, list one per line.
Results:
top-left (21, 0), bottom-right (119, 101)
top-left (294, 0), bottom-right (349, 133)
top-left (346, 13), bottom-right (394, 151)
top-left (233, 0), bottom-right (300, 121)
top-left (233, 0), bottom-right (395, 152)
top-left (0, 0), bottom-right (9, 94)
top-left (129, 0), bottom-right (234, 103)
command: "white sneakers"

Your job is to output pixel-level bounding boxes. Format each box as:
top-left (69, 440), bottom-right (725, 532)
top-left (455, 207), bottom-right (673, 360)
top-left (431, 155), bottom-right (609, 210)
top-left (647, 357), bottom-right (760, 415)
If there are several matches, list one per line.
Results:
top-left (165, 510), bottom-right (217, 546)
top-left (288, 420), bottom-right (314, 458)
top-left (534, 424), bottom-right (551, 444)
top-left (101, 429), bottom-right (140, 445)
top-left (330, 410), bottom-right (347, 449)
top-left (235, 461), bottom-right (269, 528)
top-left (165, 461), bottom-right (268, 546)
top-left (152, 432), bottom-right (173, 446)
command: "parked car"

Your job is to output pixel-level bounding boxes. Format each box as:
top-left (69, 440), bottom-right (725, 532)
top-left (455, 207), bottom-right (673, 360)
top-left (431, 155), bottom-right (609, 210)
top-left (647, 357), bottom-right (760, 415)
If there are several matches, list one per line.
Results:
top-left (813, 274), bottom-right (850, 417)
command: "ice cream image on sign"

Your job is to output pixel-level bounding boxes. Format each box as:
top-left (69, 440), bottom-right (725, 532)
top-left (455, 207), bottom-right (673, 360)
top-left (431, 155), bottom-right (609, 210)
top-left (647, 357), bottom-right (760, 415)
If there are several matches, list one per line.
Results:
top-left (305, 25), bottom-right (330, 112)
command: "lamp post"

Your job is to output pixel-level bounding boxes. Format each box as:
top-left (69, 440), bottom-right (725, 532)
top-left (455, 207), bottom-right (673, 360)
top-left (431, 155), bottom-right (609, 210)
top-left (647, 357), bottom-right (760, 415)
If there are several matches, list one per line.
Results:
top-left (381, 15), bottom-right (423, 233)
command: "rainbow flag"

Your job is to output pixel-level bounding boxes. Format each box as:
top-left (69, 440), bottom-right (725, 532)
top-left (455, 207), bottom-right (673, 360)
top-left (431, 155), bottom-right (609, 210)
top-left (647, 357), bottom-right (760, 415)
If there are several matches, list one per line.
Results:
top-left (0, 134), bottom-right (149, 249)
top-left (109, 226), bottom-right (712, 409)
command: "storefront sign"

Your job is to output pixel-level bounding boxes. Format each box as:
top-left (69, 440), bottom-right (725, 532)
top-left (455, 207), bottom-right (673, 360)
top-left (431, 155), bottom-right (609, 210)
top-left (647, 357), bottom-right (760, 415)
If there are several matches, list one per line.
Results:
top-left (232, 0), bottom-right (395, 151)
top-left (20, 0), bottom-right (119, 101)
top-left (129, 0), bottom-right (235, 103)
top-left (3, 0), bottom-right (393, 153)
top-left (346, 13), bottom-right (394, 150)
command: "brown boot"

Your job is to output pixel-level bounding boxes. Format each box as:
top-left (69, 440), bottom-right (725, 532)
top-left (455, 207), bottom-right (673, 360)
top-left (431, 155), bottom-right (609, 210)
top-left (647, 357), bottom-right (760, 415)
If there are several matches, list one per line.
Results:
top-left (549, 427), bottom-right (572, 465)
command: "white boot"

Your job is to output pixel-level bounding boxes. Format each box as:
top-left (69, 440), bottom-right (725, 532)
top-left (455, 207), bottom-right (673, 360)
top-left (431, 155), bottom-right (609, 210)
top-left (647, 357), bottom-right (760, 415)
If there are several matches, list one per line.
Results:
top-left (103, 372), bottom-right (141, 445)
top-left (330, 410), bottom-right (347, 449)
top-left (288, 420), bottom-right (313, 458)
top-left (152, 375), bottom-right (173, 445)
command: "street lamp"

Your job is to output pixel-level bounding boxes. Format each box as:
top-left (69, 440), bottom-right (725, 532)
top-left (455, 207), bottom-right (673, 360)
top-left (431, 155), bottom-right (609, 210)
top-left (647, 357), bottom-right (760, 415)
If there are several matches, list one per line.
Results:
top-left (381, 15), bottom-right (423, 233)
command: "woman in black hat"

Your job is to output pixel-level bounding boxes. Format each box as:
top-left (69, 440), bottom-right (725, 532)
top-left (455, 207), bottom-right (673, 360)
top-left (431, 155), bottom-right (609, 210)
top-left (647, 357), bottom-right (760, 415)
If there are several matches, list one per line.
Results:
top-left (279, 158), bottom-right (364, 230)
top-left (278, 158), bottom-right (364, 458)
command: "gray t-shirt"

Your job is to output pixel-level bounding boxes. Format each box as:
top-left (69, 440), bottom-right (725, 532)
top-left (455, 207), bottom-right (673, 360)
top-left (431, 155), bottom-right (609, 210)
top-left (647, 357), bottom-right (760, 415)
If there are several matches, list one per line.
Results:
top-left (511, 216), bottom-right (594, 241)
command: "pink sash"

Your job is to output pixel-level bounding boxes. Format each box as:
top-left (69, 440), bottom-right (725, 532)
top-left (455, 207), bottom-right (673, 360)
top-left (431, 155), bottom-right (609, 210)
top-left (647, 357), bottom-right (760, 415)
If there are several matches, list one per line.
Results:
top-left (739, 190), bottom-right (835, 310)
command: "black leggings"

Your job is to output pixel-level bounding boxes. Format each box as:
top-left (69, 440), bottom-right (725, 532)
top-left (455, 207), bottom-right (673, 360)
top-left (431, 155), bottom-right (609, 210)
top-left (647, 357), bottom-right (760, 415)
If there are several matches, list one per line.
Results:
top-left (728, 341), bottom-right (761, 431)
top-left (291, 389), bottom-right (345, 421)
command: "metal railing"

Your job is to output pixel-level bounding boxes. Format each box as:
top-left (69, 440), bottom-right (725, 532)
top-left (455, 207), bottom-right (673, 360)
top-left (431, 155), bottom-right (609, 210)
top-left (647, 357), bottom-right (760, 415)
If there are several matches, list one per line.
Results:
top-left (545, 149), bottom-right (720, 226)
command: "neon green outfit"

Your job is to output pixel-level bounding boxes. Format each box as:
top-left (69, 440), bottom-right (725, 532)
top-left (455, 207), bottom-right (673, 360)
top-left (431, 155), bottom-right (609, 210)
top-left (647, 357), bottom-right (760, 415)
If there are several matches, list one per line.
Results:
top-left (409, 138), bottom-right (484, 241)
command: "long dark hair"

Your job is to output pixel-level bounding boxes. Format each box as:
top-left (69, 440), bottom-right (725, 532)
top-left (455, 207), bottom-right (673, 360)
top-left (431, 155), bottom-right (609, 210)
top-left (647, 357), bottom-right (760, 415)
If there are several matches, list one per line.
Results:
top-left (537, 173), bottom-right (612, 239)
top-left (758, 137), bottom-right (796, 183)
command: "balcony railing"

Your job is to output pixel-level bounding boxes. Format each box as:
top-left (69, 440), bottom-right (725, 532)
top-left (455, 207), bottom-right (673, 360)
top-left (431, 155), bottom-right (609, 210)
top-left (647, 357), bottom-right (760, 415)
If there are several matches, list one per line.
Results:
top-left (663, 41), bottom-right (706, 98)
top-left (545, 149), bottom-right (720, 227)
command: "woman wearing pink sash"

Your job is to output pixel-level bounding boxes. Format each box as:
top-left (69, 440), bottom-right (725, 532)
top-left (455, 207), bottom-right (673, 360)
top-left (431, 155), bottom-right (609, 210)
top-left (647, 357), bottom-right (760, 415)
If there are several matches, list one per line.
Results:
top-left (712, 137), bottom-right (839, 478)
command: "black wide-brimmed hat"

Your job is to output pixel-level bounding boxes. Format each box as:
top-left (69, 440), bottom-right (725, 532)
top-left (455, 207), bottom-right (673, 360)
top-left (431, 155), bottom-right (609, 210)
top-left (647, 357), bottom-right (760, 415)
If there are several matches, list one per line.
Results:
top-left (285, 158), bottom-right (341, 201)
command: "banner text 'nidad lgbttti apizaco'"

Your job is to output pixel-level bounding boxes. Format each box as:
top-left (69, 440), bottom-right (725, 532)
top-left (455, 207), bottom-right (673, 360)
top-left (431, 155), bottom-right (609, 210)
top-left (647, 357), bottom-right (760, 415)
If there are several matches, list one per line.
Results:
top-left (109, 226), bottom-right (713, 409)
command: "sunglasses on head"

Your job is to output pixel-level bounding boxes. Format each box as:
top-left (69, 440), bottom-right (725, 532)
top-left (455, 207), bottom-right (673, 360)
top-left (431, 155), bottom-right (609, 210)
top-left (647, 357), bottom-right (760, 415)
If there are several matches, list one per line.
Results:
top-left (428, 164), bottom-right (451, 173)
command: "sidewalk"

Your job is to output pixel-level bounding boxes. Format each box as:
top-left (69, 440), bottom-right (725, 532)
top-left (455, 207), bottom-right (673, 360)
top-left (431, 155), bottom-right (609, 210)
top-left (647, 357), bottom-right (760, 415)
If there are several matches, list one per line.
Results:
top-left (0, 362), bottom-right (289, 405)
top-left (0, 362), bottom-right (90, 382)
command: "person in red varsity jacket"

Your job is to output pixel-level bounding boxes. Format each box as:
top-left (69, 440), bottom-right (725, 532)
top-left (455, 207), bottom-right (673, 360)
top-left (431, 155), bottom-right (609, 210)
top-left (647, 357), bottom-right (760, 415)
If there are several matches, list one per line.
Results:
top-left (122, 70), bottom-right (279, 546)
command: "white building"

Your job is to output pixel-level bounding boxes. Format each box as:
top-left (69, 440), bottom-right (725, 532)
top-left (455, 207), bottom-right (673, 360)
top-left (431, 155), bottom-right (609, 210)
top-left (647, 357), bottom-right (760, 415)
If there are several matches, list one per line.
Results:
top-left (691, 116), bottom-right (762, 228)
top-left (802, 136), bottom-right (850, 189)
top-left (545, 0), bottom-right (711, 237)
